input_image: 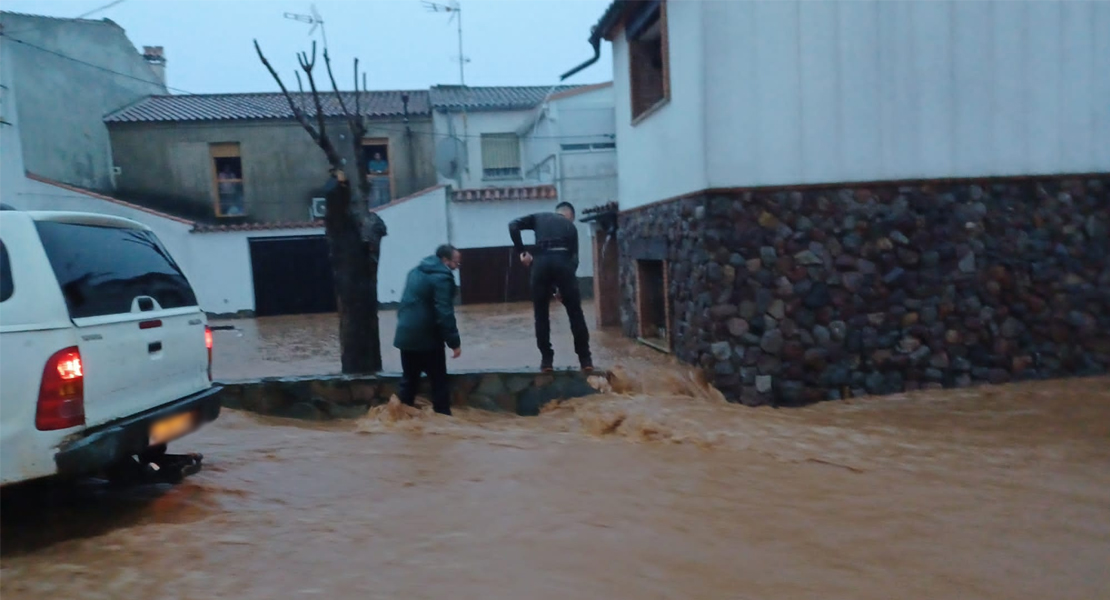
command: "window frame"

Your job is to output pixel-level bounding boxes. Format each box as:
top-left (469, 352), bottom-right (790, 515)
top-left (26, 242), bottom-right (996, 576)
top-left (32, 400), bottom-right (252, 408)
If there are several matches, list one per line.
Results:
top-left (480, 133), bottom-right (523, 180)
top-left (560, 142), bottom-right (617, 153)
top-left (210, 142), bottom-right (246, 218)
top-left (361, 137), bottom-right (396, 206)
top-left (626, 0), bottom-right (671, 125)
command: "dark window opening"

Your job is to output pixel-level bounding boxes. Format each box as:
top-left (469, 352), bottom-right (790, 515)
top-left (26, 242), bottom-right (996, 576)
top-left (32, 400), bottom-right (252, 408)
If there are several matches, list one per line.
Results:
top-left (211, 142), bottom-right (246, 217)
top-left (34, 222), bottom-right (197, 319)
top-left (362, 140), bottom-right (393, 207)
top-left (628, 0), bottom-right (668, 121)
top-left (637, 259), bottom-right (669, 349)
top-left (0, 241), bottom-right (13, 302)
top-left (560, 142), bottom-right (617, 152)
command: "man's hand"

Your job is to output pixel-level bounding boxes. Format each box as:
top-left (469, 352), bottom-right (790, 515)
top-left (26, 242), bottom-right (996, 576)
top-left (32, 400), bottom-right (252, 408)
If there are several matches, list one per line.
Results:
top-left (519, 251), bottom-right (533, 267)
top-left (452, 347), bottom-right (462, 359)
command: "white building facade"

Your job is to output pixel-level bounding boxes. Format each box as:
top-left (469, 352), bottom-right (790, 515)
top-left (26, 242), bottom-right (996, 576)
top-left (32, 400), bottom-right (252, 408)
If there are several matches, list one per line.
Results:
top-left (567, 0), bottom-right (1110, 405)
top-left (429, 84), bottom-right (618, 302)
top-left (600, 0), bottom-right (1110, 211)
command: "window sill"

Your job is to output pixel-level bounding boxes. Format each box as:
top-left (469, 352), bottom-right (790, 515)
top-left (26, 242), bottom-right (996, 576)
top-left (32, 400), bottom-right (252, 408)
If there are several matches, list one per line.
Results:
top-left (631, 97), bottom-right (670, 127)
top-left (481, 176), bottom-right (524, 182)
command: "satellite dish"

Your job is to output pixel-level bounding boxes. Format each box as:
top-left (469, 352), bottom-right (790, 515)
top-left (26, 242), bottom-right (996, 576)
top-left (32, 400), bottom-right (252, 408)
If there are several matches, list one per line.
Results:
top-left (434, 135), bottom-right (467, 180)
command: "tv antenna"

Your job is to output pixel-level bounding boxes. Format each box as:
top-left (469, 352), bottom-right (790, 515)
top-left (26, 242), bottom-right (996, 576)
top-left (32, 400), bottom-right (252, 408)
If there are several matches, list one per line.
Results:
top-left (422, 0), bottom-right (468, 85)
top-left (284, 3), bottom-right (328, 49)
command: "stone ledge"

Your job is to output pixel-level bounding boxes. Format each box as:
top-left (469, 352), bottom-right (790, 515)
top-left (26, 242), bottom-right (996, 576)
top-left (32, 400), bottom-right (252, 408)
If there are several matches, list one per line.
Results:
top-left (216, 369), bottom-right (610, 421)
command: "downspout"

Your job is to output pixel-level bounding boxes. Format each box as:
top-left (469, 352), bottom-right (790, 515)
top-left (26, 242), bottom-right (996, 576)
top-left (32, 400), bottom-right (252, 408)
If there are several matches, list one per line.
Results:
top-left (559, 34), bottom-right (602, 81)
top-left (402, 93), bottom-right (416, 197)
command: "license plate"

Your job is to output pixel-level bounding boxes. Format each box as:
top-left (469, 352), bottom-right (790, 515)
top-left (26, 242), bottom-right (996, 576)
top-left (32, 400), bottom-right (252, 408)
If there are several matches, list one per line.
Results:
top-left (149, 411), bottom-right (197, 446)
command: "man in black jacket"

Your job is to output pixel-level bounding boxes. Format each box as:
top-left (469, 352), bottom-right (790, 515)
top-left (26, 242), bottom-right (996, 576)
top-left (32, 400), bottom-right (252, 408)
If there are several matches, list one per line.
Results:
top-left (393, 244), bottom-right (463, 415)
top-left (509, 202), bottom-right (593, 372)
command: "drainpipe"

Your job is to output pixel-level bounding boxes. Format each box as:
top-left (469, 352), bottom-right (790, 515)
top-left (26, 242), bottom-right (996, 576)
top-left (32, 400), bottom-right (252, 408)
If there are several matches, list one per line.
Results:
top-left (402, 93), bottom-right (417, 197)
top-left (559, 35), bottom-right (601, 81)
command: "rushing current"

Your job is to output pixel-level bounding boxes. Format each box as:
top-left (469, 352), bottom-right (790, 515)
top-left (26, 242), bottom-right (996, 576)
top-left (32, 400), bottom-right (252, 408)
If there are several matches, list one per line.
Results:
top-left (3, 357), bottom-right (1108, 599)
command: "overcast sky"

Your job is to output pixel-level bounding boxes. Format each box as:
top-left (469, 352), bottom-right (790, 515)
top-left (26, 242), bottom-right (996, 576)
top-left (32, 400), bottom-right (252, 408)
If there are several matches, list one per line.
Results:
top-left (2, 0), bottom-right (613, 93)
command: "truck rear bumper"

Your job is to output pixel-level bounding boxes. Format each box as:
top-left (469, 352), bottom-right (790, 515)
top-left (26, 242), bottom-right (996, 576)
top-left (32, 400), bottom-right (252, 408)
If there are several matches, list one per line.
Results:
top-left (54, 386), bottom-right (222, 477)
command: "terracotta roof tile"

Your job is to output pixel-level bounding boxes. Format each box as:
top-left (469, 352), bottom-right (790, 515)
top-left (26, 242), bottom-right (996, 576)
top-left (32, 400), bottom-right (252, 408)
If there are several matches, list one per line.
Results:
top-left (105, 91), bottom-right (430, 123)
top-left (451, 185), bottom-right (558, 203)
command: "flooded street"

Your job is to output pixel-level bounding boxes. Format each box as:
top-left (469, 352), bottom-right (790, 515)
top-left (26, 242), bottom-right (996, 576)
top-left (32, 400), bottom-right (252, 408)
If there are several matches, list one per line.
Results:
top-left (210, 301), bottom-right (641, 380)
top-left (3, 363), bottom-right (1109, 599)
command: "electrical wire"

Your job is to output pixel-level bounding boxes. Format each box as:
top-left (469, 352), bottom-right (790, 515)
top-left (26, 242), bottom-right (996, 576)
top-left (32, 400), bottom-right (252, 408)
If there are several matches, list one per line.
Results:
top-left (0, 0), bottom-right (127, 37)
top-left (74, 0), bottom-right (127, 20)
top-left (0, 32), bottom-right (615, 142)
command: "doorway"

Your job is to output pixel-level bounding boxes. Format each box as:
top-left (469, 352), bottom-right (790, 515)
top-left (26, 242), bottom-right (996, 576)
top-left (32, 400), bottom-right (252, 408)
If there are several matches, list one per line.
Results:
top-left (636, 258), bottom-right (669, 350)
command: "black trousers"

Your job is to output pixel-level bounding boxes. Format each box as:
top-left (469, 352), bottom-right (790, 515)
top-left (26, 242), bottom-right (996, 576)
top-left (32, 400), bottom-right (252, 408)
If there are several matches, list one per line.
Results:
top-left (531, 253), bottom-right (591, 362)
top-left (397, 349), bottom-right (452, 415)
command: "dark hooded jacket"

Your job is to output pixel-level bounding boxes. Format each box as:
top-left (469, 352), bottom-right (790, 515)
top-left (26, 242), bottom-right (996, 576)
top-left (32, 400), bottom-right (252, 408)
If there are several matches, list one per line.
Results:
top-left (392, 256), bottom-right (461, 351)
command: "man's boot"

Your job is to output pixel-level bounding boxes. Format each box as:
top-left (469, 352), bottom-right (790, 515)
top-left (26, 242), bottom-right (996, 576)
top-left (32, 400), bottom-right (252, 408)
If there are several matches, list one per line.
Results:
top-left (580, 355), bottom-right (594, 373)
top-left (540, 354), bottom-right (554, 372)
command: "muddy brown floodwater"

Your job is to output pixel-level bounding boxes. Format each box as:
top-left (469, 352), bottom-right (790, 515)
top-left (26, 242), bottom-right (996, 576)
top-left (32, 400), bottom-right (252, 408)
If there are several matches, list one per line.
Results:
top-left (3, 361), bottom-right (1109, 600)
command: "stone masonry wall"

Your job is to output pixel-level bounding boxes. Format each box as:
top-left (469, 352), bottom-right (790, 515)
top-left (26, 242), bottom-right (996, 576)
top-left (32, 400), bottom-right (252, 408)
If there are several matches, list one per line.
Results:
top-left (619, 177), bottom-right (1110, 406)
top-left (217, 369), bottom-right (606, 420)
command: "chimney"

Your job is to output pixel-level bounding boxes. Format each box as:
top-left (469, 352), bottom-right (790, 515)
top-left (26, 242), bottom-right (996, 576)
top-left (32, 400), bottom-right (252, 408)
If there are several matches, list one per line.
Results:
top-left (142, 46), bottom-right (166, 89)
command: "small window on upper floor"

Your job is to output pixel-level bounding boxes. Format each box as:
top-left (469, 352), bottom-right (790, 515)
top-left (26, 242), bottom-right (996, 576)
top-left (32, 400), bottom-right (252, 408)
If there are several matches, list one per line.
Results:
top-left (481, 133), bottom-right (521, 179)
top-left (627, 0), bottom-right (669, 122)
top-left (211, 142), bottom-right (246, 218)
top-left (362, 138), bottom-right (393, 207)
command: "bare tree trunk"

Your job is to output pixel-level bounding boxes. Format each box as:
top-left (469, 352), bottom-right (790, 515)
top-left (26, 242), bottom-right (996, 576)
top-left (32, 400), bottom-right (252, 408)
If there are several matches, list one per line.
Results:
top-left (324, 176), bottom-right (382, 373)
top-left (255, 40), bottom-right (385, 373)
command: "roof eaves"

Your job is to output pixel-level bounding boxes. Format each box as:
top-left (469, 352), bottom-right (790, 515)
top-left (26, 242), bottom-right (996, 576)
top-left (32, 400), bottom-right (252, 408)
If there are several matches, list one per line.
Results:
top-left (591, 1), bottom-right (629, 44)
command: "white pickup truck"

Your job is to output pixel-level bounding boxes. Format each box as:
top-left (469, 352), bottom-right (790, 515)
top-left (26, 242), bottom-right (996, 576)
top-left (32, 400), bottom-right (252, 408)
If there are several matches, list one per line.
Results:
top-left (0, 209), bottom-right (220, 487)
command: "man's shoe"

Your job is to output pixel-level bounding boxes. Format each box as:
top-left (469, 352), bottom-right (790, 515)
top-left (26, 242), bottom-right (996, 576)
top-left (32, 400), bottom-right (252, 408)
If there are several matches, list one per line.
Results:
top-left (540, 357), bottom-right (554, 372)
top-left (580, 357), bottom-right (594, 372)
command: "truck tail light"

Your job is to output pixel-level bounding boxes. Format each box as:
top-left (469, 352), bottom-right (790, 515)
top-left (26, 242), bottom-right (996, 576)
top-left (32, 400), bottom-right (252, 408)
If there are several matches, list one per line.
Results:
top-left (36, 347), bottom-right (86, 431)
top-left (205, 326), bottom-right (213, 381)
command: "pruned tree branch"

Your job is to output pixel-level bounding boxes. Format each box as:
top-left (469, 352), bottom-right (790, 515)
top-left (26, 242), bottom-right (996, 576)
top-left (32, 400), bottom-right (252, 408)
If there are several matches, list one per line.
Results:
top-left (254, 39), bottom-right (343, 168)
top-left (297, 43), bottom-right (333, 160)
top-left (295, 71), bottom-right (309, 116)
top-left (323, 48), bottom-right (352, 127)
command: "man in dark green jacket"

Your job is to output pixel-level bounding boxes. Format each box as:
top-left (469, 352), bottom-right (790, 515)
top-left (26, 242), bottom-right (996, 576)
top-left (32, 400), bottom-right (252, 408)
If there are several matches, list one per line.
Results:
top-left (393, 244), bottom-right (463, 415)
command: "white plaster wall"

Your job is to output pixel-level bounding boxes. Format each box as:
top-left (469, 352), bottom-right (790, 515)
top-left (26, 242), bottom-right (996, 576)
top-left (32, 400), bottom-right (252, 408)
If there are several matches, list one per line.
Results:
top-left (560, 150), bottom-right (617, 214)
top-left (9, 178), bottom-right (197, 286)
top-left (376, 186), bottom-right (451, 303)
top-left (447, 199), bottom-right (594, 277)
top-left (701, 0), bottom-right (1110, 188)
top-left (611, 0), bottom-right (707, 211)
top-left (0, 48), bottom-right (26, 199)
top-left (183, 227), bottom-right (326, 315)
top-left (435, 109), bottom-right (537, 189)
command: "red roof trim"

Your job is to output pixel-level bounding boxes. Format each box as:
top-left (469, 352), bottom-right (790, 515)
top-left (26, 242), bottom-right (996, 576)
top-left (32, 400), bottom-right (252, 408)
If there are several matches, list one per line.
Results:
top-left (23, 172), bottom-right (195, 225)
top-left (451, 185), bottom-right (558, 203)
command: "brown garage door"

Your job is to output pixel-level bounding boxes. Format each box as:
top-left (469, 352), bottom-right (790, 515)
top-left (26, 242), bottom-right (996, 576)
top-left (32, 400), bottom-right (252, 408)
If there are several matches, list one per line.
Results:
top-left (458, 246), bottom-right (531, 305)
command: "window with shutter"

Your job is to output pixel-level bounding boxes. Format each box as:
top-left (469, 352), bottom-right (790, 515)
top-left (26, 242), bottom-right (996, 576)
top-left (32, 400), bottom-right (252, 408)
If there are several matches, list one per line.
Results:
top-left (481, 133), bottom-right (521, 179)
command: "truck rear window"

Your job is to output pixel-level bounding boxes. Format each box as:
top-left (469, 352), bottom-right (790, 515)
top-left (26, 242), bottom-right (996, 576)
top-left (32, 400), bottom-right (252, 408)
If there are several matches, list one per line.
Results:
top-left (35, 222), bottom-right (198, 319)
